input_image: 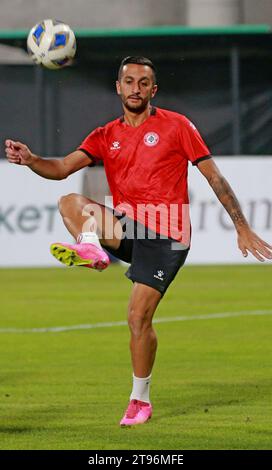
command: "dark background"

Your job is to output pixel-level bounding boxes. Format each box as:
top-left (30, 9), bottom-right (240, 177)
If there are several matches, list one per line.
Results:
top-left (0, 31), bottom-right (272, 158)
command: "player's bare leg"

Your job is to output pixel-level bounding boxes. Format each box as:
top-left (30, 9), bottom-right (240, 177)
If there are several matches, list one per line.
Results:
top-left (58, 193), bottom-right (122, 248)
top-left (120, 282), bottom-right (161, 426)
top-left (50, 192), bottom-right (123, 269)
top-left (128, 282), bottom-right (161, 377)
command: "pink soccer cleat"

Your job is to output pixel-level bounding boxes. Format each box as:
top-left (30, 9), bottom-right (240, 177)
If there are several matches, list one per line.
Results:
top-left (120, 399), bottom-right (152, 426)
top-left (50, 242), bottom-right (110, 271)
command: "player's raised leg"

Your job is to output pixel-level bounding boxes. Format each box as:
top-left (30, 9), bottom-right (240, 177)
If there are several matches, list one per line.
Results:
top-left (50, 193), bottom-right (123, 270)
top-left (120, 282), bottom-right (161, 426)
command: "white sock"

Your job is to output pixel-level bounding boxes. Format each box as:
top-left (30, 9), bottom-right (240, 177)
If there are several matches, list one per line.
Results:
top-left (130, 373), bottom-right (152, 404)
top-left (77, 231), bottom-right (102, 250)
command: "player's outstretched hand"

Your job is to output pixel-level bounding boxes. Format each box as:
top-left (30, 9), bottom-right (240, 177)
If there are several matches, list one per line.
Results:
top-left (5, 139), bottom-right (34, 166)
top-left (238, 227), bottom-right (272, 262)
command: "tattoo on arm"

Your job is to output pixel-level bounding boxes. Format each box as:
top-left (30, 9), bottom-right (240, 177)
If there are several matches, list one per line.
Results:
top-left (207, 173), bottom-right (249, 231)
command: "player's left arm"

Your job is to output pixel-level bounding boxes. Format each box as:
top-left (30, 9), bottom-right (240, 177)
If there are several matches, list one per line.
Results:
top-left (197, 158), bottom-right (272, 262)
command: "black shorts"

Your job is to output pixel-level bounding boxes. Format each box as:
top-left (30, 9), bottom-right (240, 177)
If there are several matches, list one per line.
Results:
top-left (104, 210), bottom-right (189, 296)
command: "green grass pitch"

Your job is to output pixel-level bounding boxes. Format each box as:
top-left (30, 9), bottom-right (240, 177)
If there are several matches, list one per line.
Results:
top-left (0, 264), bottom-right (271, 450)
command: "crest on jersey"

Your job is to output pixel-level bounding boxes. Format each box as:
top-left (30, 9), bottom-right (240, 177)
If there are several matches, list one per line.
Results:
top-left (144, 132), bottom-right (159, 147)
top-left (110, 141), bottom-right (121, 150)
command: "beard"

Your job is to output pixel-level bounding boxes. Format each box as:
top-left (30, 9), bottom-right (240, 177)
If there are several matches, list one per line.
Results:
top-left (122, 95), bottom-right (150, 114)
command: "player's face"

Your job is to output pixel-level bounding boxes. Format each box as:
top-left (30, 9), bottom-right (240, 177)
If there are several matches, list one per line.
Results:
top-left (116, 64), bottom-right (157, 113)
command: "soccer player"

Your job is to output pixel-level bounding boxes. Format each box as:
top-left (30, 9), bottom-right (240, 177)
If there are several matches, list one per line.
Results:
top-left (5, 56), bottom-right (272, 427)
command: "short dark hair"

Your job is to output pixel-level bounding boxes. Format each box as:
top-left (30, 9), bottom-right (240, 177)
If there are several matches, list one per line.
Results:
top-left (118, 56), bottom-right (157, 84)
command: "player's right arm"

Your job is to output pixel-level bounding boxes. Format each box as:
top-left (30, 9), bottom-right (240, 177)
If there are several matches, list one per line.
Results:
top-left (5, 139), bottom-right (92, 180)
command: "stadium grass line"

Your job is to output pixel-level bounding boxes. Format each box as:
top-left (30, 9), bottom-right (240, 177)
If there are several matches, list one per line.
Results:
top-left (0, 309), bottom-right (272, 334)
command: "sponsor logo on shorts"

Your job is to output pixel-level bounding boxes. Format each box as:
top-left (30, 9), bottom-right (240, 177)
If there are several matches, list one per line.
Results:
top-left (154, 269), bottom-right (165, 281)
top-left (144, 132), bottom-right (159, 147)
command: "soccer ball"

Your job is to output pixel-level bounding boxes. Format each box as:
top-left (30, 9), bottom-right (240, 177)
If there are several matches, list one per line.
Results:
top-left (27, 19), bottom-right (76, 70)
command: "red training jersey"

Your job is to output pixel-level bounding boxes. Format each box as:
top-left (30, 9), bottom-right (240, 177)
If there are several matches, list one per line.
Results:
top-left (78, 106), bottom-right (211, 245)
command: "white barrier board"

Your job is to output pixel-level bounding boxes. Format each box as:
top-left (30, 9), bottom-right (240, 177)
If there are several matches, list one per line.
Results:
top-left (188, 157), bottom-right (272, 264)
top-left (0, 161), bottom-right (81, 267)
top-left (0, 157), bottom-right (272, 266)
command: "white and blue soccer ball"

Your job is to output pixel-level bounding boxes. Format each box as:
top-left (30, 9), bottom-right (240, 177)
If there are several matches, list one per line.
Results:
top-left (27, 19), bottom-right (76, 70)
